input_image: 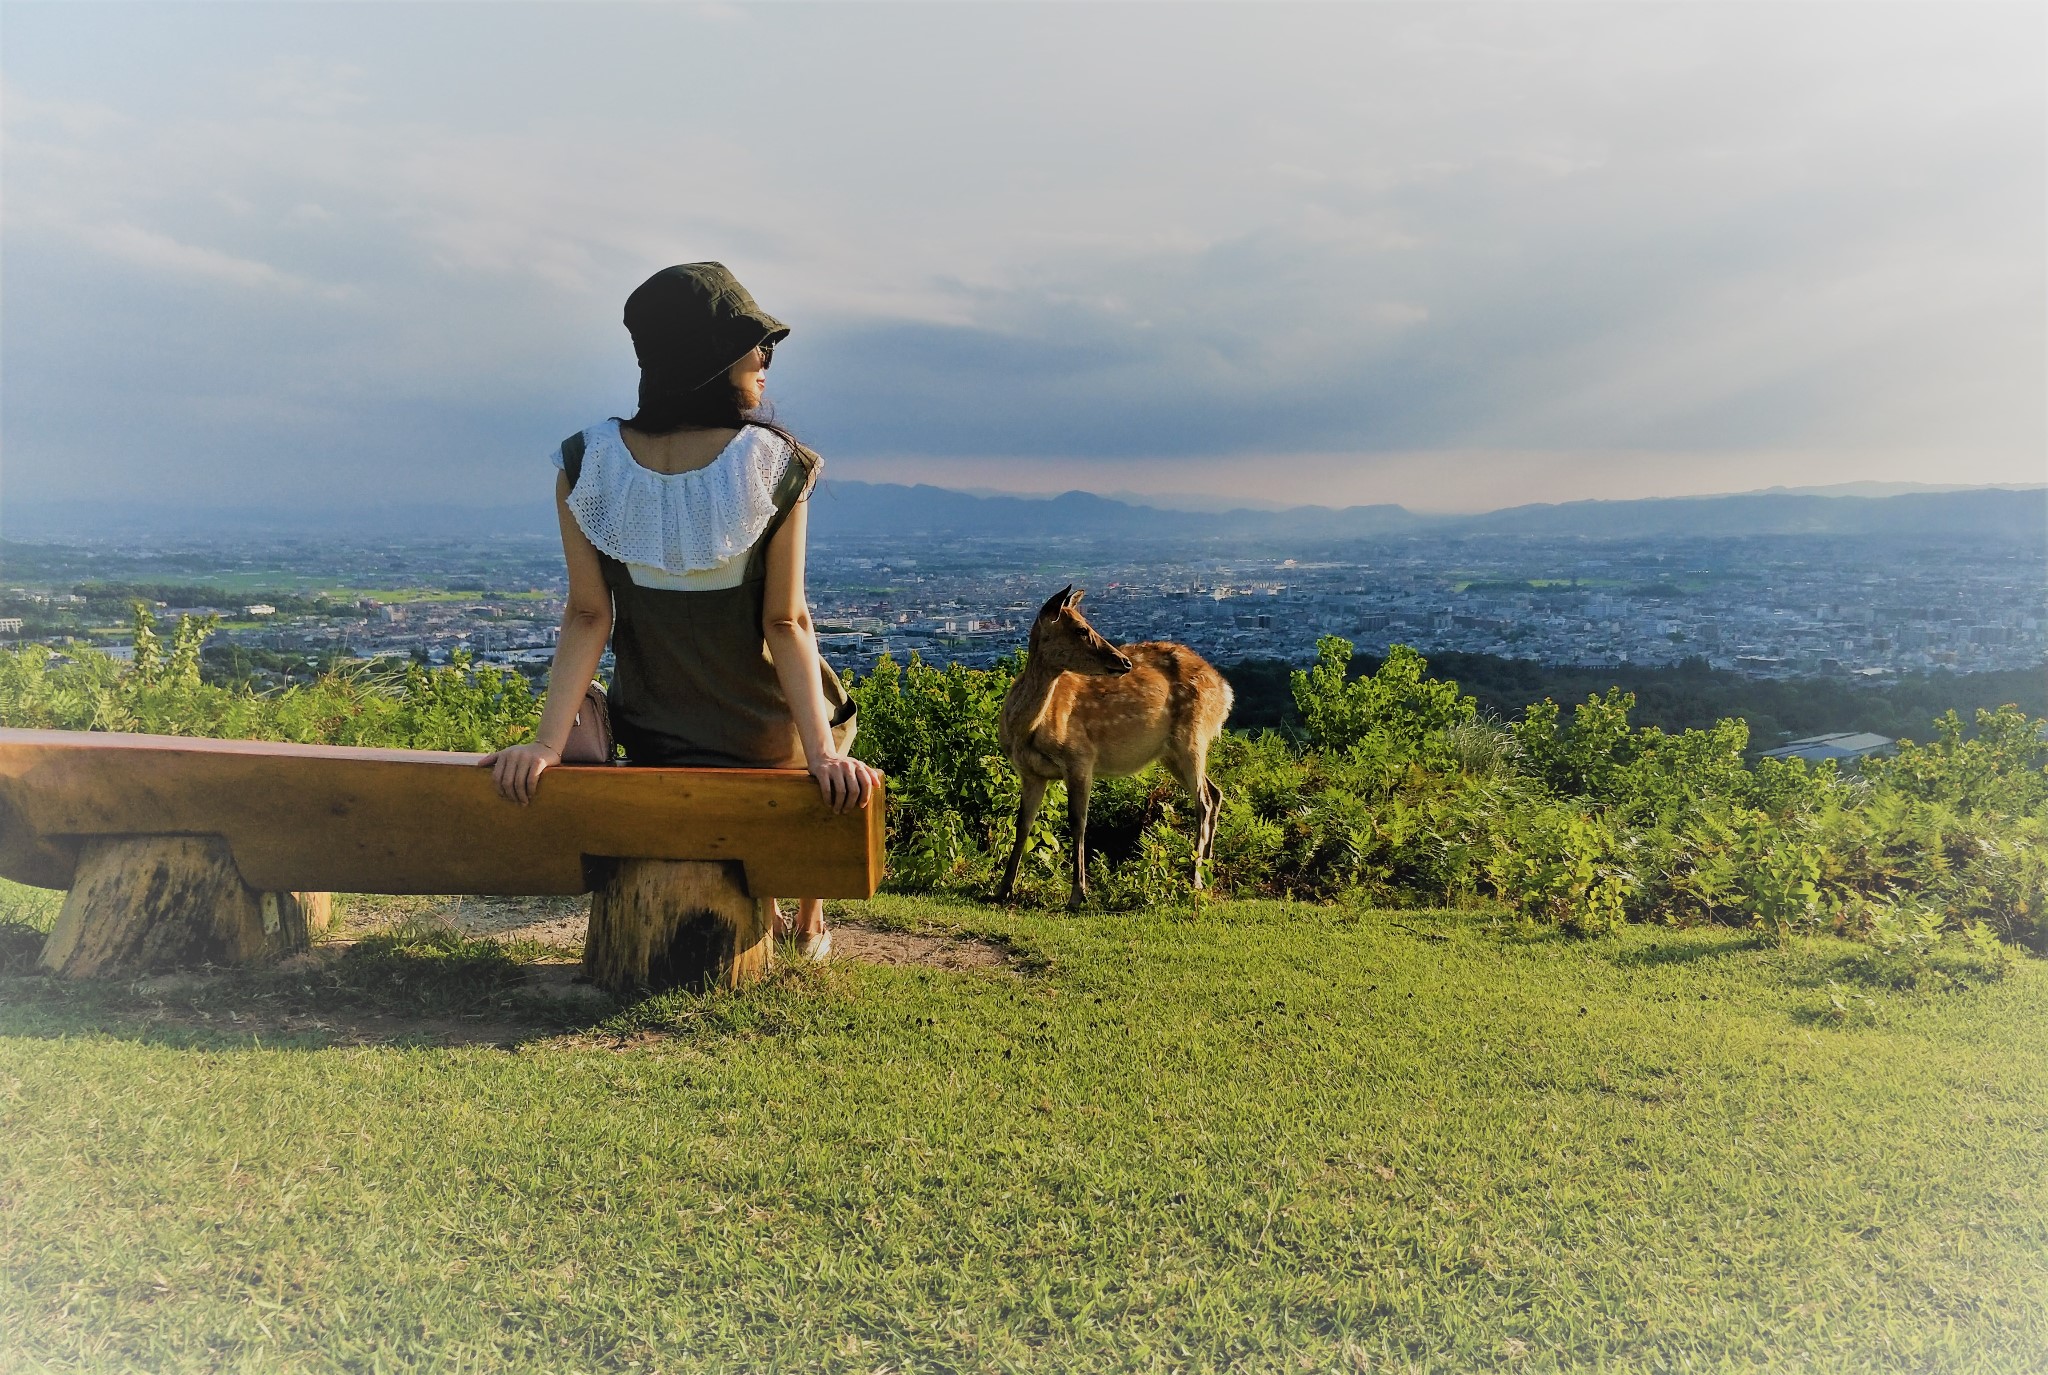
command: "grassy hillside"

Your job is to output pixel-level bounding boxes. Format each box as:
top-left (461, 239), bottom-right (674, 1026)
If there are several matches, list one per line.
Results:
top-left (2, 888), bottom-right (2042, 1373)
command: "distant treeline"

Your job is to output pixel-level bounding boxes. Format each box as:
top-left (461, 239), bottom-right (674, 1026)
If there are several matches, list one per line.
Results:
top-left (1220, 652), bottom-right (2048, 745)
top-left (0, 583), bottom-right (336, 640)
top-left (64, 583), bottom-right (334, 616)
top-left (200, 643), bottom-right (387, 689)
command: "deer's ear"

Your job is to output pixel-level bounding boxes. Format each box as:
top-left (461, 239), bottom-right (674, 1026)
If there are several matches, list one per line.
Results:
top-left (1038, 587), bottom-right (1072, 620)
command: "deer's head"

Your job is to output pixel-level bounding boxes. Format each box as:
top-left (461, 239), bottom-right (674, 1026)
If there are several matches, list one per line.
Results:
top-left (1029, 586), bottom-right (1132, 676)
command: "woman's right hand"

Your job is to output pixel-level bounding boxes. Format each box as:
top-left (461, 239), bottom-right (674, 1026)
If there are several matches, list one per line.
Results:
top-left (809, 754), bottom-right (881, 815)
top-left (479, 742), bottom-right (561, 806)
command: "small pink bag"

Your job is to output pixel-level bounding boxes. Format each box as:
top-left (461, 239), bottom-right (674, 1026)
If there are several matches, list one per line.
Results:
top-left (560, 683), bottom-right (615, 764)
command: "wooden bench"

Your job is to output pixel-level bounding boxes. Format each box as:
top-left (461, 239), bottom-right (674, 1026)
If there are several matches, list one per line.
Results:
top-left (0, 728), bottom-right (884, 992)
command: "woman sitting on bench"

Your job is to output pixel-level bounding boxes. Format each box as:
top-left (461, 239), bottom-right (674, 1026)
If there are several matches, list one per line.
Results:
top-left (481, 262), bottom-right (879, 960)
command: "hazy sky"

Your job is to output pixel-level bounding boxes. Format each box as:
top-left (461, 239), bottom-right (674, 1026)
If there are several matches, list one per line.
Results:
top-left (3, 2), bottom-right (2041, 516)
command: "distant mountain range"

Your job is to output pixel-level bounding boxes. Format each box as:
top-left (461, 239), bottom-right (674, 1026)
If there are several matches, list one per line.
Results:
top-left (1753, 480), bottom-right (2021, 498)
top-left (5, 483), bottom-right (2042, 544)
top-left (804, 482), bottom-right (2048, 544)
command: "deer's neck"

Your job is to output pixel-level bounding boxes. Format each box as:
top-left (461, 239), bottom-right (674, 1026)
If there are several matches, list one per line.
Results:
top-left (1001, 648), bottom-right (1065, 747)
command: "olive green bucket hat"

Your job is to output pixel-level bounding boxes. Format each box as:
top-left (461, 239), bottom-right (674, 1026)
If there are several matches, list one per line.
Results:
top-left (623, 262), bottom-right (789, 407)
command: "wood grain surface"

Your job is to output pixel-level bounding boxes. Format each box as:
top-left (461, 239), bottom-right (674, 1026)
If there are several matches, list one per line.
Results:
top-left (585, 858), bottom-right (773, 993)
top-left (39, 834), bottom-right (315, 976)
top-left (0, 728), bottom-right (884, 898)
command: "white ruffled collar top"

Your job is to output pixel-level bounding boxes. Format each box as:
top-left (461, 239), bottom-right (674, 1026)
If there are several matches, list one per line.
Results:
top-left (556, 420), bottom-right (791, 573)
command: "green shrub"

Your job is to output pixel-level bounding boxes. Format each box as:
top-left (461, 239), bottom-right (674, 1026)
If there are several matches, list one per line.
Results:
top-left (1514, 689), bottom-right (1762, 825)
top-left (0, 607), bottom-right (539, 752)
top-left (845, 651), bottom-right (1026, 891)
top-left (1444, 715), bottom-right (1523, 778)
top-left (1291, 639), bottom-right (1476, 757)
top-left (1515, 688), bottom-right (1640, 801)
top-left (3, 617), bottom-right (2041, 951)
top-left (1484, 803), bottom-right (1635, 934)
top-left (1832, 900), bottom-right (2019, 989)
top-left (1863, 705), bottom-right (2048, 816)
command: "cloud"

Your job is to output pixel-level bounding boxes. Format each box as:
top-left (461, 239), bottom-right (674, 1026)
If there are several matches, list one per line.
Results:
top-left (246, 57), bottom-right (367, 120)
top-left (0, 2), bottom-right (2040, 512)
top-left (76, 222), bottom-right (353, 298)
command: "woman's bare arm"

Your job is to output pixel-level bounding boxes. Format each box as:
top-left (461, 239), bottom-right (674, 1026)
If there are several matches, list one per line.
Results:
top-left (482, 472), bottom-right (613, 803)
top-left (762, 499), bottom-right (878, 813)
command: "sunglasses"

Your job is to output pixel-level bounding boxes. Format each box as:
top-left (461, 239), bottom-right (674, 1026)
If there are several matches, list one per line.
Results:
top-left (756, 341), bottom-right (775, 369)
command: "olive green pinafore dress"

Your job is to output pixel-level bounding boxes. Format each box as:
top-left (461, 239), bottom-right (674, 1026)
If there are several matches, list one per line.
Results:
top-left (560, 426), bottom-right (853, 769)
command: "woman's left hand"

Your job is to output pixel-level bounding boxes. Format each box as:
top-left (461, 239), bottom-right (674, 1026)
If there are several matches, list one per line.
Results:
top-left (809, 754), bottom-right (881, 814)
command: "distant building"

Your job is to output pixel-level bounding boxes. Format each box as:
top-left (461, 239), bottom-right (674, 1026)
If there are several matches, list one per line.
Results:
top-left (245, 604), bottom-right (277, 617)
top-left (1759, 732), bottom-right (1894, 765)
top-left (0, 618), bottom-right (21, 636)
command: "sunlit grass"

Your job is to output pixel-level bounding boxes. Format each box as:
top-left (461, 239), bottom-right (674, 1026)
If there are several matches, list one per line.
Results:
top-left (0, 893), bottom-right (2041, 1372)
top-left (0, 879), bottom-right (62, 934)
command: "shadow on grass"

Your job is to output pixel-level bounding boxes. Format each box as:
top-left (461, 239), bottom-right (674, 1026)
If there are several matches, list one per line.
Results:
top-left (0, 921), bottom-right (48, 974)
top-left (1599, 921), bottom-right (2019, 1004)
top-left (1761, 937), bottom-right (2017, 995)
top-left (0, 919), bottom-right (631, 1051)
top-left (1611, 932), bottom-right (1773, 968)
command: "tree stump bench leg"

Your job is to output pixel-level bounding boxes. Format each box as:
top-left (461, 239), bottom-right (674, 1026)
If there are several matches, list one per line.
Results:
top-left (39, 835), bottom-right (320, 978)
top-left (584, 858), bottom-right (772, 994)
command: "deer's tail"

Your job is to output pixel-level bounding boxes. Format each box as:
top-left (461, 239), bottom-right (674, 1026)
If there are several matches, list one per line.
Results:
top-left (1202, 665), bottom-right (1236, 741)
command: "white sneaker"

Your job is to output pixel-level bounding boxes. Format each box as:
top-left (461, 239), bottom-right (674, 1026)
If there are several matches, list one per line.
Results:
top-left (794, 929), bottom-right (833, 962)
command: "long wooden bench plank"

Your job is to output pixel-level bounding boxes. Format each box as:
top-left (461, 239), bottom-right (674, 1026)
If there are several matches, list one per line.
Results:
top-left (0, 728), bottom-right (884, 898)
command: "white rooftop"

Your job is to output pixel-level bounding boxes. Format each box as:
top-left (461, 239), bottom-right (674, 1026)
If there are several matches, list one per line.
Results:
top-left (1759, 732), bottom-right (1894, 761)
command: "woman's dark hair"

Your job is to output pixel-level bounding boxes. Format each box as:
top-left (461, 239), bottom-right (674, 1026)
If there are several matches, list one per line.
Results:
top-left (621, 380), bottom-right (809, 491)
top-left (624, 371), bottom-right (749, 435)
top-left (626, 364), bottom-right (802, 440)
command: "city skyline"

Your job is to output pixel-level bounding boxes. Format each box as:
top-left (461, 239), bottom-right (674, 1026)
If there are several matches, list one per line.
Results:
top-left (7, 518), bottom-right (2042, 695)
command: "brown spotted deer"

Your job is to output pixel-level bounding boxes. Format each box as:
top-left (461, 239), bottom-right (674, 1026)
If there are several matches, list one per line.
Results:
top-left (995, 586), bottom-right (1235, 908)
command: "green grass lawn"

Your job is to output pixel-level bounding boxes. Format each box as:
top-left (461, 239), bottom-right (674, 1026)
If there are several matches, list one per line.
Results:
top-left (1, 889), bottom-right (2042, 1373)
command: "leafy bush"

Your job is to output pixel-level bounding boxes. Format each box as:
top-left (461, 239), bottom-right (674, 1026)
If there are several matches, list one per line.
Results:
top-left (1830, 903), bottom-right (2019, 992)
top-left (0, 606), bottom-right (540, 751)
top-left (1514, 688), bottom-right (1760, 824)
top-left (1444, 715), bottom-right (1523, 778)
top-left (3, 620), bottom-right (2041, 955)
top-left (845, 651), bottom-right (1029, 890)
top-left (1291, 639), bottom-right (1475, 757)
top-left (1484, 803), bottom-right (1634, 935)
top-left (1863, 706), bottom-right (2048, 816)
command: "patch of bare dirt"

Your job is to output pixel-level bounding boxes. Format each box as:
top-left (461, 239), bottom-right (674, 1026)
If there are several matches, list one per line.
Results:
top-left (444, 896), bottom-right (591, 949)
top-left (830, 924), bottom-right (1009, 971)
top-left (334, 894), bottom-right (590, 948)
top-left (5, 912), bottom-right (1011, 1052)
top-left (342, 895), bottom-right (1011, 971)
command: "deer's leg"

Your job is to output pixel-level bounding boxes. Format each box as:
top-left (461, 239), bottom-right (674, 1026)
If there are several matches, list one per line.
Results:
top-left (1065, 763), bottom-right (1094, 909)
top-left (1201, 777), bottom-right (1224, 864)
top-left (1165, 747), bottom-right (1218, 890)
top-left (996, 773), bottom-right (1049, 902)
